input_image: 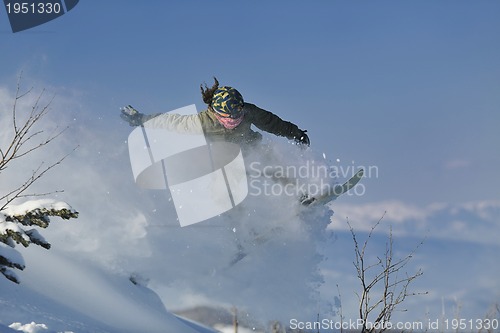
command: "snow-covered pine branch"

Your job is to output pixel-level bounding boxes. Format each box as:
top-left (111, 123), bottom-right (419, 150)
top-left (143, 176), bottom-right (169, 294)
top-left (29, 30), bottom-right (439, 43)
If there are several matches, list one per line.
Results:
top-left (3, 199), bottom-right (78, 228)
top-left (0, 199), bottom-right (78, 283)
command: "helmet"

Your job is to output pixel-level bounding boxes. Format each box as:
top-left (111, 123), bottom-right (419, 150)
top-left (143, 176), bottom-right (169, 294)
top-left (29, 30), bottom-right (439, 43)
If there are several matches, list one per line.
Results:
top-left (211, 86), bottom-right (244, 118)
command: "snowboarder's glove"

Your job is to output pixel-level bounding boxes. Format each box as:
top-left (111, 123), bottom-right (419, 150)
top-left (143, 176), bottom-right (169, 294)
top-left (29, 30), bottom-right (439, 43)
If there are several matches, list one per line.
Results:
top-left (120, 105), bottom-right (145, 126)
top-left (295, 130), bottom-right (310, 146)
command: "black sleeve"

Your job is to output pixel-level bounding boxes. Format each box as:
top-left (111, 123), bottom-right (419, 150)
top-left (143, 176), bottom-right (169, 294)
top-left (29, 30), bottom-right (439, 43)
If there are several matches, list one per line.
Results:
top-left (245, 103), bottom-right (304, 140)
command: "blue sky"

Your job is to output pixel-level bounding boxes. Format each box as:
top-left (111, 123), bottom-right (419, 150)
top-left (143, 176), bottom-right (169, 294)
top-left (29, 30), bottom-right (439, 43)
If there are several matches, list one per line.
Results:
top-left (2, 1), bottom-right (499, 206)
top-left (1, 1), bottom-right (500, 327)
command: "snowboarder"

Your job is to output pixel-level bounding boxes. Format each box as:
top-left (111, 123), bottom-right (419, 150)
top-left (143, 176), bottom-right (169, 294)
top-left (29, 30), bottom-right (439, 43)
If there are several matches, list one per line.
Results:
top-left (120, 78), bottom-right (310, 147)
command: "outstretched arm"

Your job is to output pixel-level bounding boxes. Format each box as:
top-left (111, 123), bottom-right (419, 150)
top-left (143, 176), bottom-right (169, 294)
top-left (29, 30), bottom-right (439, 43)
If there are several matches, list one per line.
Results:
top-left (246, 103), bottom-right (310, 145)
top-left (120, 105), bottom-right (202, 133)
top-left (120, 105), bottom-right (161, 126)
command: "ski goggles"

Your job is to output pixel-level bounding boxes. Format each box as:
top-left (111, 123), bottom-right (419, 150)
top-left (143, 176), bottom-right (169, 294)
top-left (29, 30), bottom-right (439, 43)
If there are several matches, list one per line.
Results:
top-left (212, 103), bottom-right (244, 119)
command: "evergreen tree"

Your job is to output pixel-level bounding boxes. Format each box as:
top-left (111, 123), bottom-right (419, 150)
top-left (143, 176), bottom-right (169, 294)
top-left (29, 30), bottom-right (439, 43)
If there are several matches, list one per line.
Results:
top-left (0, 200), bottom-right (78, 283)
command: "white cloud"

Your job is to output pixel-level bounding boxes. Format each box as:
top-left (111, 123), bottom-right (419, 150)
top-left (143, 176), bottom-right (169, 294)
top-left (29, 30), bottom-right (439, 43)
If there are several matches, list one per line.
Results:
top-left (330, 199), bottom-right (500, 245)
top-left (444, 159), bottom-right (471, 170)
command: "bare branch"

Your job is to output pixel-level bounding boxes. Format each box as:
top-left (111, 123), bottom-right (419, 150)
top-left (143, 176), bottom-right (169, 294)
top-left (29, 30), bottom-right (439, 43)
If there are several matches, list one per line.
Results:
top-left (346, 214), bottom-right (426, 333)
top-left (336, 284), bottom-right (345, 333)
top-left (1, 76), bottom-right (76, 210)
top-left (0, 146), bottom-right (76, 211)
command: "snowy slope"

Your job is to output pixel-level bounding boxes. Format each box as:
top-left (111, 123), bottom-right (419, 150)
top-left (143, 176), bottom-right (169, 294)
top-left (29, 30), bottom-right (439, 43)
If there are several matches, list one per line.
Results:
top-left (0, 248), bottom-right (219, 333)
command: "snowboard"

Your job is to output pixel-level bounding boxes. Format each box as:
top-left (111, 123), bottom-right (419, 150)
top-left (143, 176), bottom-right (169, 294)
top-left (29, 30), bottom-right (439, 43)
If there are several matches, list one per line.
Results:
top-left (300, 168), bottom-right (364, 206)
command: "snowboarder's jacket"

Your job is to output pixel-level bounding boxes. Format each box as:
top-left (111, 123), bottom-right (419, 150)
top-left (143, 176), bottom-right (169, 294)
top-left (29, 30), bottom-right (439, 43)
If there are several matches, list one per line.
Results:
top-left (142, 103), bottom-right (304, 146)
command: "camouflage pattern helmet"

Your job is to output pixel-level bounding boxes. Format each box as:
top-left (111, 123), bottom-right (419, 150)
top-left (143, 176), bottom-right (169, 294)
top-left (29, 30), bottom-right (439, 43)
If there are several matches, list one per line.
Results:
top-left (211, 86), bottom-right (244, 118)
